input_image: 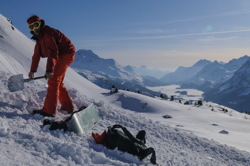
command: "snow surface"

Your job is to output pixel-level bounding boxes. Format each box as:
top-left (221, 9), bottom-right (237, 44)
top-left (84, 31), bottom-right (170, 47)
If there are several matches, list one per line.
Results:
top-left (1, 13), bottom-right (250, 165)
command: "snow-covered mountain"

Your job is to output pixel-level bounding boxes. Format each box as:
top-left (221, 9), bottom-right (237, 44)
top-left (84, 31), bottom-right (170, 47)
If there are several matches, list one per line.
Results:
top-left (71, 49), bottom-right (165, 94)
top-left (0, 14), bottom-right (42, 76)
top-left (72, 49), bottom-right (142, 81)
top-left (204, 58), bottom-right (250, 112)
top-left (180, 56), bottom-right (250, 93)
top-left (132, 65), bottom-right (170, 79)
top-left (161, 56), bottom-right (249, 88)
top-left (190, 55), bottom-right (250, 86)
top-left (1, 13), bottom-right (250, 165)
top-left (160, 59), bottom-right (212, 84)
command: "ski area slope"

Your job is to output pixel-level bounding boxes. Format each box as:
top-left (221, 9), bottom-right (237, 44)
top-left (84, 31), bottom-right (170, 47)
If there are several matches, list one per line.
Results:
top-left (1, 71), bottom-right (250, 166)
top-left (1, 13), bottom-right (250, 165)
top-left (104, 88), bottom-right (250, 153)
top-left (0, 14), bottom-right (42, 76)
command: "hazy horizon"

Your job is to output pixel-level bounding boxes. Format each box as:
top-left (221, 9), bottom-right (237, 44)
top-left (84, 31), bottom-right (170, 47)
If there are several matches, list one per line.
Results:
top-left (1, 0), bottom-right (250, 70)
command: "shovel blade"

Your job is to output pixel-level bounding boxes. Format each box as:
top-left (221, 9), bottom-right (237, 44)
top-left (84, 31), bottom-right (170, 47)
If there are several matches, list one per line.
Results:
top-left (8, 74), bottom-right (24, 92)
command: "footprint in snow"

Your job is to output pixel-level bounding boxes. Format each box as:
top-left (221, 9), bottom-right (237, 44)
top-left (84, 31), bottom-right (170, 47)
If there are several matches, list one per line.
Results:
top-left (176, 125), bottom-right (184, 127)
top-left (212, 124), bottom-right (219, 126)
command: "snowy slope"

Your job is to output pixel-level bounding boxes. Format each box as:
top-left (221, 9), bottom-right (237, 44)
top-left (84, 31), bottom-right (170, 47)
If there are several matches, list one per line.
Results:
top-left (0, 14), bottom-right (45, 76)
top-left (0, 14), bottom-right (105, 103)
top-left (1, 13), bottom-right (250, 166)
top-left (1, 71), bottom-right (250, 165)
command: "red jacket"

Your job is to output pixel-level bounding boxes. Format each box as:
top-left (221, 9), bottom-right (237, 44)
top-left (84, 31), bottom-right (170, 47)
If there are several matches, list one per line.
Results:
top-left (30, 20), bottom-right (75, 73)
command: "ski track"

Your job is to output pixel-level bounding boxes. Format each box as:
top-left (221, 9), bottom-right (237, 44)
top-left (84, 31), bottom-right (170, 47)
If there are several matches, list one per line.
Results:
top-left (0, 61), bottom-right (12, 73)
top-left (1, 49), bottom-right (19, 74)
top-left (12, 56), bottom-right (29, 73)
top-left (0, 72), bottom-right (250, 166)
top-left (0, 49), bottom-right (17, 74)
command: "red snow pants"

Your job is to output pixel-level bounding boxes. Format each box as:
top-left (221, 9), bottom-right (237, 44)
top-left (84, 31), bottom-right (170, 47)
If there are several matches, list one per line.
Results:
top-left (42, 53), bottom-right (75, 116)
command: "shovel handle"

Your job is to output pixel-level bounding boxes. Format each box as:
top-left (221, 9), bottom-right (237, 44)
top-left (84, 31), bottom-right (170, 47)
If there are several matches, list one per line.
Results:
top-left (24, 76), bottom-right (46, 82)
top-left (33, 76), bottom-right (46, 80)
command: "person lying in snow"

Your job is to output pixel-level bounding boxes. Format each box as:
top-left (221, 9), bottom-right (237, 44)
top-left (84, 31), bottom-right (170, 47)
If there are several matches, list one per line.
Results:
top-left (92, 124), bottom-right (157, 165)
top-left (42, 111), bottom-right (156, 164)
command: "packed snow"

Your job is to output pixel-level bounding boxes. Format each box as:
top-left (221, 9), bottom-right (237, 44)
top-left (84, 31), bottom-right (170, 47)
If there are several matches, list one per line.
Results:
top-left (1, 13), bottom-right (250, 166)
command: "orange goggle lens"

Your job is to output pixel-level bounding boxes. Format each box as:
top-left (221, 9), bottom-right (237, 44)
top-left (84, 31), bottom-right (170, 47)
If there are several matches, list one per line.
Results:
top-left (28, 21), bottom-right (41, 31)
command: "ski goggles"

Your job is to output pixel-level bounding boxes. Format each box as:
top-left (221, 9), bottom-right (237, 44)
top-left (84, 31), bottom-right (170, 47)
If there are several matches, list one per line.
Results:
top-left (28, 21), bottom-right (41, 31)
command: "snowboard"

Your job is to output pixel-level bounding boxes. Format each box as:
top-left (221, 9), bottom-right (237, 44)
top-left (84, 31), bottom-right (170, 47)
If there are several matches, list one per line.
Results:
top-left (70, 103), bottom-right (100, 135)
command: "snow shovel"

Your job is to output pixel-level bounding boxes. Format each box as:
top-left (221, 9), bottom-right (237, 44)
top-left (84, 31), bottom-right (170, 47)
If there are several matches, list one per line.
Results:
top-left (8, 74), bottom-right (45, 92)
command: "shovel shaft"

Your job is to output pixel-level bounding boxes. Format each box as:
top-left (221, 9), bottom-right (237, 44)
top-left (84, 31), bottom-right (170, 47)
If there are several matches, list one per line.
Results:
top-left (34, 76), bottom-right (46, 80)
top-left (24, 76), bottom-right (46, 82)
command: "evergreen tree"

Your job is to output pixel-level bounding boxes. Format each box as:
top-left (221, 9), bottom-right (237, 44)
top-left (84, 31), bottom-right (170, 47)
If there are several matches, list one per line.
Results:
top-left (198, 100), bottom-right (203, 106)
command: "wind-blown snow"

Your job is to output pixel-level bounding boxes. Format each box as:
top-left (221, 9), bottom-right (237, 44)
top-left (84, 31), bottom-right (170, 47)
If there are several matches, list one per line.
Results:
top-left (1, 13), bottom-right (250, 166)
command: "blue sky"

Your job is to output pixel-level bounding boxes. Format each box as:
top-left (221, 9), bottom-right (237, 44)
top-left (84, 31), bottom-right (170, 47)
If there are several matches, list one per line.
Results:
top-left (1, 0), bottom-right (250, 71)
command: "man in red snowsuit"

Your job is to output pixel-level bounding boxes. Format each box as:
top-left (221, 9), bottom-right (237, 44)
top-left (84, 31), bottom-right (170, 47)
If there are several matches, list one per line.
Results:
top-left (27, 15), bottom-right (75, 117)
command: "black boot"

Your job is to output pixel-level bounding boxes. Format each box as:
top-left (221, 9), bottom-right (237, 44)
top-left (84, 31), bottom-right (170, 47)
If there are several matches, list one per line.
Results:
top-left (139, 148), bottom-right (157, 164)
top-left (136, 130), bottom-right (146, 144)
top-left (32, 110), bottom-right (54, 117)
top-left (43, 119), bottom-right (68, 132)
top-left (49, 121), bottom-right (68, 132)
top-left (43, 119), bottom-right (55, 126)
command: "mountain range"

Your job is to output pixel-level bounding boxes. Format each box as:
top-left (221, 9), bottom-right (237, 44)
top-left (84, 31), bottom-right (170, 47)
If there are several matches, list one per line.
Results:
top-left (160, 59), bottom-right (212, 84)
top-left (159, 55), bottom-right (250, 112)
top-left (190, 56), bottom-right (250, 86)
top-left (70, 46), bottom-right (250, 112)
top-left (71, 49), bottom-right (141, 81)
top-left (71, 49), bottom-right (165, 96)
top-left (204, 58), bottom-right (250, 112)
top-left (131, 65), bottom-right (170, 79)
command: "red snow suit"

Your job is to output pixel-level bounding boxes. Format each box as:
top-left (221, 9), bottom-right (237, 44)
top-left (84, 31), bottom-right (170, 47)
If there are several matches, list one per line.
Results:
top-left (30, 20), bottom-right (75, 116)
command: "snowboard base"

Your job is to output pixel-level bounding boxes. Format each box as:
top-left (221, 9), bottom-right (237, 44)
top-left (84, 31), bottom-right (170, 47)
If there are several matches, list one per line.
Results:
top-left (71, 103), bottom-right (100, 135)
